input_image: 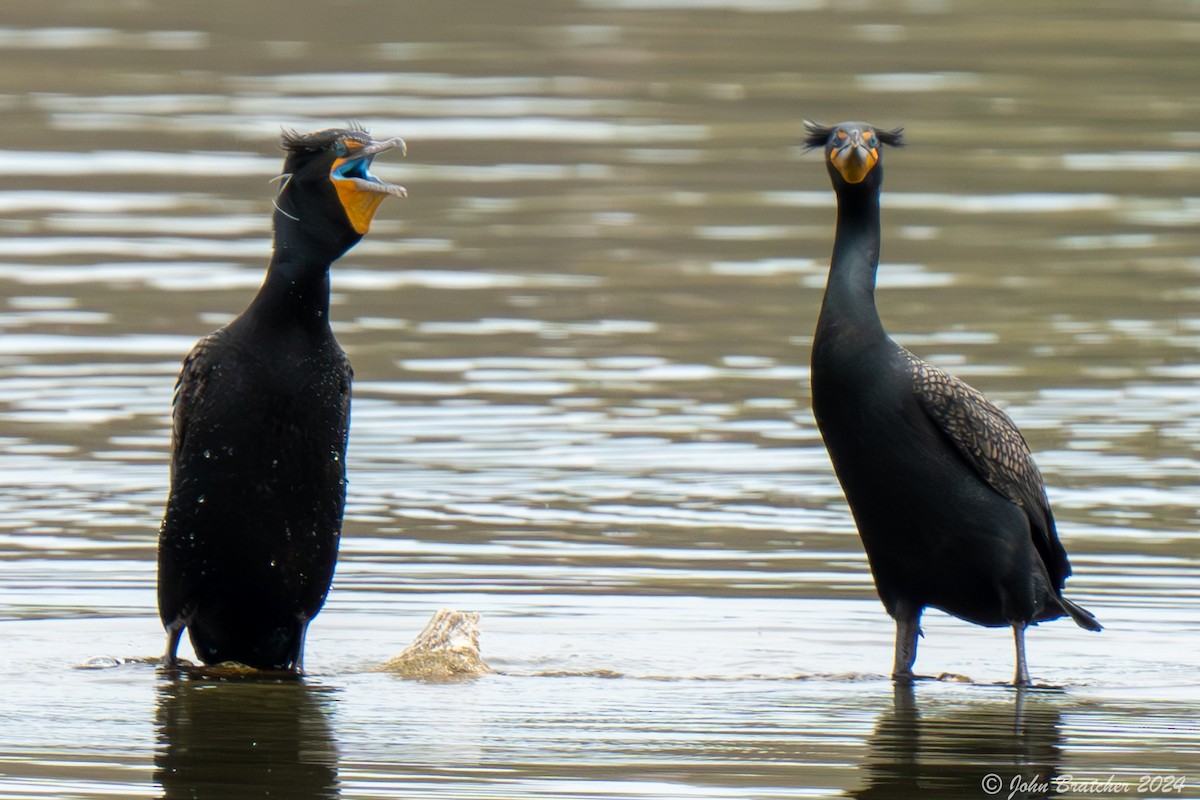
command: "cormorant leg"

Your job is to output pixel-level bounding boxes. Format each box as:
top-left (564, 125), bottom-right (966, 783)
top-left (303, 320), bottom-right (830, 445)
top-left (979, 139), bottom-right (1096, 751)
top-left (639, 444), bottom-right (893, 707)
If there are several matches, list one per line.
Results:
top-left (891, 611), bottom-right (921, 682)
top-left (162, 621), bottom-right (184, 668)
top-left (1012, 622), bottom-right (1030, 687)
top-left (291, 618), bottom-right (310, 675)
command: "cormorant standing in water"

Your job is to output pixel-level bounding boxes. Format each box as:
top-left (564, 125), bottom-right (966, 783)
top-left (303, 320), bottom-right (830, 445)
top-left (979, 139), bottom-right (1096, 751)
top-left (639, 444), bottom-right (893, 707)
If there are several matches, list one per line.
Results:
top-left (157, 127), bottom-right (406, 672)
top-left (804, 120), bottom-right (1100, 685)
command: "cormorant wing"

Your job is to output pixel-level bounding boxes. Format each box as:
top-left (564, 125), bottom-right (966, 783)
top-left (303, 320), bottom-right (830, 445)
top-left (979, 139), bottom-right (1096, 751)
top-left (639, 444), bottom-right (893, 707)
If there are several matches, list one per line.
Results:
top-left (902, 349), bottom-right (1071, 584)
top-left (169, 332), bottom-right (222, 482)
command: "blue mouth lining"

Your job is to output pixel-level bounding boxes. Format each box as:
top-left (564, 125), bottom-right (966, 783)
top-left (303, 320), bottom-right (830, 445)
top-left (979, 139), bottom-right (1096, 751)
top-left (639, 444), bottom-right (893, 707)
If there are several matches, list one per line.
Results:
top-left (334, 155), bottom-right (375, 182)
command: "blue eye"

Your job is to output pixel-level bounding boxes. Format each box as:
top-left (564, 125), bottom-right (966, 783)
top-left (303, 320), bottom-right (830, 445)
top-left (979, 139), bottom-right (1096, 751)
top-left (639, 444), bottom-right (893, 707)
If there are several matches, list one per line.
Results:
top-left (333, 140), bottom-right (348, 158)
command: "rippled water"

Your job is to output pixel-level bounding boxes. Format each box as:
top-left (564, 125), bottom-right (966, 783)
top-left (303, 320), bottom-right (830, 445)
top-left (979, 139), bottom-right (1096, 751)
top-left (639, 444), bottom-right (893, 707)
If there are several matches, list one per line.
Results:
top-left (1, 0), bottom-right (1198, 797)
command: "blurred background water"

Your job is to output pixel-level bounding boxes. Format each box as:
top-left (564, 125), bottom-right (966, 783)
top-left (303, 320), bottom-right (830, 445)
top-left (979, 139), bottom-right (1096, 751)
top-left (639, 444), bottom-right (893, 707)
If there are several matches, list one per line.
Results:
top-left (0, 0), bottom-right (1197, 798)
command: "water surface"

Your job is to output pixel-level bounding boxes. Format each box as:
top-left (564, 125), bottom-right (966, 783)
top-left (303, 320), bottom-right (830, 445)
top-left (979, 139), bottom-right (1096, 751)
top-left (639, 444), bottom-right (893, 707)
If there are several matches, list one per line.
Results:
top-left (0, 0), bottom-right (1198, 798)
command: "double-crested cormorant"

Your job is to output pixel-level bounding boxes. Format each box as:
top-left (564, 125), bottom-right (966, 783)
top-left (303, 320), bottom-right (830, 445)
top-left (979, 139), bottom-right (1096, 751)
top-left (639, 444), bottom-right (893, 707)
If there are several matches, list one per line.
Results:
top-left (805, 120), bottom-right (1100, 685)
top-left (157, 127), bottom-right (406, 672)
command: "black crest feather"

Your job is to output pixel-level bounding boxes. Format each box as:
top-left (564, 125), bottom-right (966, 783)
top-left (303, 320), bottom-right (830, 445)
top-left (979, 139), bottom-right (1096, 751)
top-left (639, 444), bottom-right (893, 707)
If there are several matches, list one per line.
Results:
top-left (877, 126), bottom-right (905, 147)
top-left (802, 120), bottom-right (835, 150)
top-left (802, 119), bottom-right (906, 150)
top-left (280, 124), bottom-right (370, 154)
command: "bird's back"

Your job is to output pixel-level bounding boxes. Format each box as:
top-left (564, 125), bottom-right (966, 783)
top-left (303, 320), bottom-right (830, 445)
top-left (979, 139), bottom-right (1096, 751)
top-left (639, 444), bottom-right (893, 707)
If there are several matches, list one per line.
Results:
top-left (811, 332), bottom-right (1065, 627)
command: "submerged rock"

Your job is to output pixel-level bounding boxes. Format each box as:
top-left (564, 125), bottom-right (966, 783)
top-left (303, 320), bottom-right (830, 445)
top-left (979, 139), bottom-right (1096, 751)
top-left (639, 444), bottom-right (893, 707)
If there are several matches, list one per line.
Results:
top-left (78, 655), bottom-right (124, 669)
top-left (374, 609), bottom-right (492, 681)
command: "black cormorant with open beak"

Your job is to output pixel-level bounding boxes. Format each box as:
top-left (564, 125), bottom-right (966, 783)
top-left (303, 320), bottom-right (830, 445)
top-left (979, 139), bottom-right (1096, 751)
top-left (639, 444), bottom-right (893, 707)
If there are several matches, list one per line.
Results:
top-left (805, 120), bottom-right (1100, 686)
top-left (157, 127), bottom-right (406, 673)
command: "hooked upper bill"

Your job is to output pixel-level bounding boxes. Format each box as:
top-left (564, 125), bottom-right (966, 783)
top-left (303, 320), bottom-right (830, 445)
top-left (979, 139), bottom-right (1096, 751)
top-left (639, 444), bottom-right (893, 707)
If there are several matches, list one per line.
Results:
top-left (830, 127), bottom-right (878, 184)
top-left (330, 135), bottom-right (407, 234)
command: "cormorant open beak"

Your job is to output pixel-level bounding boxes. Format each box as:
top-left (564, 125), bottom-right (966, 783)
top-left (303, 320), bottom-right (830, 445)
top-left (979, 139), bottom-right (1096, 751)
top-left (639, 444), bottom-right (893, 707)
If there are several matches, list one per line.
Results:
top-left (330, 137), bottom-right (408, 234)
top-left (829, 131), bottom-right (878, 184)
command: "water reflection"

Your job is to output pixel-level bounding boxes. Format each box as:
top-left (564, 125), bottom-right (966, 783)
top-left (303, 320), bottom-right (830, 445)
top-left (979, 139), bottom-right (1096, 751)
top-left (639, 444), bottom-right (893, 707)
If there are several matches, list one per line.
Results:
top-left (851, 684), bottom-right (1062, 800)
top-left (154, 676), bottom-right (340, 800)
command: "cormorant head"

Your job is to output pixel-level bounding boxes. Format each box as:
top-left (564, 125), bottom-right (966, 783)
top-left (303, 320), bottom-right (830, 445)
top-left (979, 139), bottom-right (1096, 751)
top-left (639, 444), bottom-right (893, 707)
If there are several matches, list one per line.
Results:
top-left (804, 120), bottom-right (904, 189)
top-left (273, 126), bottom-right (407, 261)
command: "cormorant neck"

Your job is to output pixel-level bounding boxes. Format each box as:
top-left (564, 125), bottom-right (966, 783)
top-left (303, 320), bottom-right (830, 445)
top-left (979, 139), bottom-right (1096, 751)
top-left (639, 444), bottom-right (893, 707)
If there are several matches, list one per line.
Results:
top-left (245, 237), bottom-right (335, 333)
top-left (264, 245), bottom-right (333, 321)
top-left (819, 182), bottom-right (885, 338)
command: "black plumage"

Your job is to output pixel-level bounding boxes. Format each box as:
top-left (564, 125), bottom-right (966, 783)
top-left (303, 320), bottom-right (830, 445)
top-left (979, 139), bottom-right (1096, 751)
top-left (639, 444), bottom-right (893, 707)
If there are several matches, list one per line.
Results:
top-left (805, 120), bottom-right (1100, 685)
top-left (157, 127), bottom-right (406, 672)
